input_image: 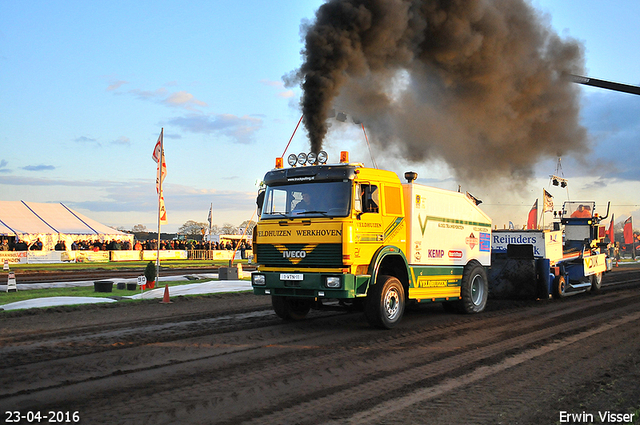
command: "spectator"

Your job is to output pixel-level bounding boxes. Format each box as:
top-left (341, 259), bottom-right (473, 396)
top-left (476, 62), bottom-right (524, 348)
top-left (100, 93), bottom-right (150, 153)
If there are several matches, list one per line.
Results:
top-left (29, 239), bottom-right (43, 251)
top-left (15, 238), bottom-right (28, 251)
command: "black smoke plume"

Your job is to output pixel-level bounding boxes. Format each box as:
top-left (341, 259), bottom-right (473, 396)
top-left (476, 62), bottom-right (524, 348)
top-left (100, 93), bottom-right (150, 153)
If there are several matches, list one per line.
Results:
top-left (291, 0), bottom-right (587, 182)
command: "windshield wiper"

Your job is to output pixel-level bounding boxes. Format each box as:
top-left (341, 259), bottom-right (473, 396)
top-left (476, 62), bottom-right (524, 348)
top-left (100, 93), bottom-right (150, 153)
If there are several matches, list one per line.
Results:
top-left (296, 210), bottom-right (328, 216)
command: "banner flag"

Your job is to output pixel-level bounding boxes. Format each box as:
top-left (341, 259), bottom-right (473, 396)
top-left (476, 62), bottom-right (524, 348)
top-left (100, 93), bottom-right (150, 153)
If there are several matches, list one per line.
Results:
top-left (543, 189), bottom-right (554, 213)
top-left (154, 129), bottom-right (166, 194)
top-left (527, 199), bottom-right (538, 230)
top-left (152, 129), bottom-right (163, 163)
top-left (608, 214), bottom-right (615, 243)
top-left (156, 153), bottom-right (167, 194)
top-left (159, 191), bottom-right (168, 225)
top-left (208, 204), bottom-right (212, 228)
top-left (624, 216), bottom-right (633, 244)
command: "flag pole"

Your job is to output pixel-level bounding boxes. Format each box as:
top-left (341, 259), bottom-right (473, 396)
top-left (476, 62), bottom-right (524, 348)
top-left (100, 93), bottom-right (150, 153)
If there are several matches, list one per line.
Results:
top-left (540, 189), bottom-right (544, 229)
top-left (156, 128), bottom-right (164, 284)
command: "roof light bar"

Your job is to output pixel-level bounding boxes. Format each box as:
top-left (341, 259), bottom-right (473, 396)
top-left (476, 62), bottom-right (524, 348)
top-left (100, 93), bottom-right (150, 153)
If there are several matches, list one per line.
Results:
top-left (283, 151), bottom-right (329, 167)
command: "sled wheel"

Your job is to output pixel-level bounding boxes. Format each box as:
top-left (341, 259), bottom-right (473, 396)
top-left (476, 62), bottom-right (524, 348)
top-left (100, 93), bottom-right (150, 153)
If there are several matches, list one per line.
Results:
top-left (365, 275), bottom-right (405, 329)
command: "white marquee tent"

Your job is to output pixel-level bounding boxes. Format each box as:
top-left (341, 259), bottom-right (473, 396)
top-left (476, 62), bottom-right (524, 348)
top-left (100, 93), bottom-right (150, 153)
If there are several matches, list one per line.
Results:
top-left (0, 201), bottom-right (133, 250)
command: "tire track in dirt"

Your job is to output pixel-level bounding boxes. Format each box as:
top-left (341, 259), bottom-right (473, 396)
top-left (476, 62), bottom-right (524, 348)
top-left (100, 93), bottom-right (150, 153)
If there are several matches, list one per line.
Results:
top-left (0, 267), bottom-right (638, 424)
top-left (4, 289), bottom-right (637, 424)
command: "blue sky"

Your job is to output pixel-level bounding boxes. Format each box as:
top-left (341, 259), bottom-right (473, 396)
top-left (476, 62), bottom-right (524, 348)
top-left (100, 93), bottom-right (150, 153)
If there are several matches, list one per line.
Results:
top-left (1, 0), bottom-right (639, 232)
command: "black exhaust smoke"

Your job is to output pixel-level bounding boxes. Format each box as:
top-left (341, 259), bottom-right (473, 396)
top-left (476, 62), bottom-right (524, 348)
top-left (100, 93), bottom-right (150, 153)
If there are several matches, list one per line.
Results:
top-left (289, 0), bottom-right (587, 182)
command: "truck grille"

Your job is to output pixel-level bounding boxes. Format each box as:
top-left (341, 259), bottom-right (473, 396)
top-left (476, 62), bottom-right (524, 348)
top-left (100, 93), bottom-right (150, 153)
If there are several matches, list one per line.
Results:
top-left (256, 243), bottom-right (342, 267)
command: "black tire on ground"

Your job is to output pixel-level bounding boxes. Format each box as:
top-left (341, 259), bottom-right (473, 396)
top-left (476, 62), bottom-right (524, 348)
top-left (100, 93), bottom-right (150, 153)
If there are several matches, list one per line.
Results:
top-left (459, 261), bottom-right (488, 314)
top-left (271, 296), bottom-right (311, 321)
top-left (364, 275), bottom-right (405, 329)
top-left (590, 272), bottom-right (603, 292)
top-left (552, 275), bottom-right (567, 299)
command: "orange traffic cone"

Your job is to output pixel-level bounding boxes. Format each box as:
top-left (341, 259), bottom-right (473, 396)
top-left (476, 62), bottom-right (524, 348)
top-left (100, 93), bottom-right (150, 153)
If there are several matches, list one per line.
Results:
top-left (160, 284), bottom-right (172, 304)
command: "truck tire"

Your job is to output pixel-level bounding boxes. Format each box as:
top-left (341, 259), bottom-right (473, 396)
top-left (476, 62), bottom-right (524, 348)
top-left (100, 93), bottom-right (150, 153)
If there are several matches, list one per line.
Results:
top-left (271, 296), bottom-right (311, 321)
top-left (590, 272), bottom-right (603, 292)
top-left (459, 261), bottom-right (488, 314)
top-left (364, 275), bottom-right (405, 329)
top-left (552, 275), bottom-right (567, 299)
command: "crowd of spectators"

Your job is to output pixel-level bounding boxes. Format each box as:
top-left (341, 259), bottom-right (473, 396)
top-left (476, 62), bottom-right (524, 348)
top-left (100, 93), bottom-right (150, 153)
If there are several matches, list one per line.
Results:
top-left (0, 237), bottom-right (251, 253)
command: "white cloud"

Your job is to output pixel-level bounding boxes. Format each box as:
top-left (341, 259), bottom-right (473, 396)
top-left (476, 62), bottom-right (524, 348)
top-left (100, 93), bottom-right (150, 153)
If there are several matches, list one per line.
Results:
top-left (168, 113), bottom-right (263, 144)
top-left (260, 79), bottom-right (284, 88)
top-left (22, 164), bottom-right (56, 171)
top-left (106, 80), bottom-right (128, 91)
top-left (278, 90), bottom-right (295, 98)
top-left (111, 136), bottom-right (131, 146)
top-left (162, 91), bottom-right (208, 109)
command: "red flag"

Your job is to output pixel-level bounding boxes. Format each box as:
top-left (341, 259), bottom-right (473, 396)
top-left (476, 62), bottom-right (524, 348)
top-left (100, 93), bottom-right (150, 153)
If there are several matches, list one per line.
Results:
top-left (607, 214), bottom-right (614, 243)
top-left (623, 216), bottom-right (633, 244)
top-left (154, 129), bottom-right (166, 194)
top-left (155, 150), bottom-right (167, 194)
top-left (152, 129), bottom-right (163, 163)
top-left (527, 199), bottom-right (538, 230)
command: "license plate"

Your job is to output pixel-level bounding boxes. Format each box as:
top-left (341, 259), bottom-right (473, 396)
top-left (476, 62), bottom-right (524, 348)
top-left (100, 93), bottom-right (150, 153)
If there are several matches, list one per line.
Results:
top-left (280, 273), bottom-right (303, 281)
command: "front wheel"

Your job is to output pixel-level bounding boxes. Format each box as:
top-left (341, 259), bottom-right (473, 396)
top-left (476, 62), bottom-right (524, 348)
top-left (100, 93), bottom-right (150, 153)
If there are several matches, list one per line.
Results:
top-left (552, 275), bottom-right (567, 299)
top-left (365, 275), bottom-right (405, 329)
top-left (458, 261), bottom-right (488, 314)
top-left (271, 296), bottom-right (311, 321)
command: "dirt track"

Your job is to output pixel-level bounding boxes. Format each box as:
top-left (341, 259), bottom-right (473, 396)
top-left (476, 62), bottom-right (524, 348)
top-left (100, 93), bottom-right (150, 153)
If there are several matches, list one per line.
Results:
top-left (1, 265), bottom-right (639, 425)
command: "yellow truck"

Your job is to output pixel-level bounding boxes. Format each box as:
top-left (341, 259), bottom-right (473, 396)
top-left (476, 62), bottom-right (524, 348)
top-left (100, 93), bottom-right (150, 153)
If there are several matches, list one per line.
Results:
top-left (252, 151), bottom-right (492, 328)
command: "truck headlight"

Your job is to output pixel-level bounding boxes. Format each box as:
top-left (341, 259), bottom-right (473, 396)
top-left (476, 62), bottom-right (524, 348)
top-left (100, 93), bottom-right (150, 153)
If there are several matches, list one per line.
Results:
top-left (252, 274), bottom-right (266, 286)
top-left (324, 276), bottom-right (341, 288)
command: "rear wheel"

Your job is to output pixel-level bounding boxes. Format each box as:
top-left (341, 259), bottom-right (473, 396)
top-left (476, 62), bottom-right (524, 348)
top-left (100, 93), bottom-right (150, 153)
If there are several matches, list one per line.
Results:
top-left (271, 296), bottom-right (311, 321)
top-left (552, 275), bottom-right (567, 299)
top-left (365, 275), bottom-right (405, 329)
top-left (590, 272), bottom-right (603, 292)
top-left (459, 261), bottom-right (488, 314)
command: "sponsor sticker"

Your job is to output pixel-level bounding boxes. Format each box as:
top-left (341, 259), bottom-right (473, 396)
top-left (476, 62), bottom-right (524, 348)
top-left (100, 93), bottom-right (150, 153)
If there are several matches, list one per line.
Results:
top-left (448, 250), bottom-right (463, 259)
top-left (428, 249), bottom-right (444, 258)
top-left (479, 232), bottom-right (491, 252)
top-left (466, 233), bottom-right (478, 250)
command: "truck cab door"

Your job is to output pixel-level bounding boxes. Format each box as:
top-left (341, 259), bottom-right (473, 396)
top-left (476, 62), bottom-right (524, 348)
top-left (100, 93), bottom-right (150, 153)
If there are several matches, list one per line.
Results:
top-left (354, 183), bottom-right (383, 262)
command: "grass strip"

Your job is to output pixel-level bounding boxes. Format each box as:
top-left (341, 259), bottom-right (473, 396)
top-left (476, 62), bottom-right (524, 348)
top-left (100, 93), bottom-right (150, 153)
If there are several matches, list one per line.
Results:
top-left (0, 277), bottom-right (251, 306)
top-left (0, 259), bottom-right (249, 273)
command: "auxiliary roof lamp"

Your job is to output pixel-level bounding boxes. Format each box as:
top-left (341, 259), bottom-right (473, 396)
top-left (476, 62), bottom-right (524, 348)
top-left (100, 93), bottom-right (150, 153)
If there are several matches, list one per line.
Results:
top-left (550, 175), bottom-right (568, 188)
top-left (286, 151), bottom-right (328, 167)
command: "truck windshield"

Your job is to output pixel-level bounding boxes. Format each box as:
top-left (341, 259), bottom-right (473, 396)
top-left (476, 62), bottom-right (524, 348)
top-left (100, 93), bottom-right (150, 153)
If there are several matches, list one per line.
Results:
top-left (564, 201), bottom-right (595, 219)
top-left (260, 181), bottom-right (351, 219)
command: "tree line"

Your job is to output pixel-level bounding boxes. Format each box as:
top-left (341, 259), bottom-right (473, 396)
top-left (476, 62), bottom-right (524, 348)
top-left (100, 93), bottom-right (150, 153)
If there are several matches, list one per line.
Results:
top-left (119, 220), bottom-right (256, 237)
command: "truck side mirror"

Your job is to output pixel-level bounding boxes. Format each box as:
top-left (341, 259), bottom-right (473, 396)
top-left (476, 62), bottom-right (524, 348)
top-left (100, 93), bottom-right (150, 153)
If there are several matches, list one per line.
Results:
top-left (256, 190), bottom-right (265, 212)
